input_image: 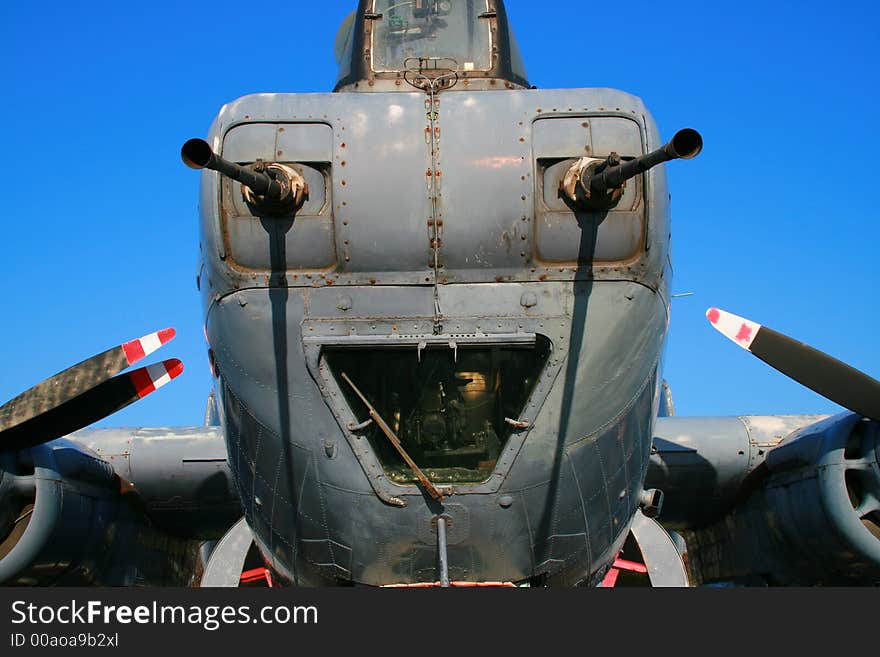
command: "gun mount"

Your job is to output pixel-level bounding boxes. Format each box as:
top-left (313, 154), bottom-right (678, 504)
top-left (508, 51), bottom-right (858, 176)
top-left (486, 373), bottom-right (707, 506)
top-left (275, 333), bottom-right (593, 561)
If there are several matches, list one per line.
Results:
top-left (561, 128), bottom-right (703, 210)
top-left (181, 138), bottom-right (307, 215)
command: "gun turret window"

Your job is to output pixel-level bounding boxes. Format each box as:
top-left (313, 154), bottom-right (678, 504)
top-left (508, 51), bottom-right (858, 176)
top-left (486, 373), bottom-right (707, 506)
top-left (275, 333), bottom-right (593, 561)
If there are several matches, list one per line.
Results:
top-left (371, 0), bottom-right (492, 73)
top-left (326, 338), bottom-right (550, 485)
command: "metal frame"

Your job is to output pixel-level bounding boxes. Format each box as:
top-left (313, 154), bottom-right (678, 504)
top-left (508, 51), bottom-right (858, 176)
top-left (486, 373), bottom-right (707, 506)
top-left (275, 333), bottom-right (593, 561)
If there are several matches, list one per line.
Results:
top-left (303, 316), bottom-right (570, 503)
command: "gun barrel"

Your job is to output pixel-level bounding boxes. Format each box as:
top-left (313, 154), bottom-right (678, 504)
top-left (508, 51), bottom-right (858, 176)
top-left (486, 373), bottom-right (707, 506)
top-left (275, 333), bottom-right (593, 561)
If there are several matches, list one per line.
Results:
top-left (588, 128), bottom-right (702, 196)
top-left (181, 138), bottom-right (279, 198)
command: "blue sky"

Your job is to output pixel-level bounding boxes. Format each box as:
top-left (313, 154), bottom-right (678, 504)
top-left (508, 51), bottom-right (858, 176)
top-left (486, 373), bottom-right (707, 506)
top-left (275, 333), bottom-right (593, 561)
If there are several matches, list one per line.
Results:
top-left (1, 0), bottom-right (878, 427)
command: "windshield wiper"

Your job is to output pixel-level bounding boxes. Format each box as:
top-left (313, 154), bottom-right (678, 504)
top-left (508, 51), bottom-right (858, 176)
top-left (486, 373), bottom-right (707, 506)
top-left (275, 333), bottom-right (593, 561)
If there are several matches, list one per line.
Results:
top-left (341, 372), bottom-right (449, 501)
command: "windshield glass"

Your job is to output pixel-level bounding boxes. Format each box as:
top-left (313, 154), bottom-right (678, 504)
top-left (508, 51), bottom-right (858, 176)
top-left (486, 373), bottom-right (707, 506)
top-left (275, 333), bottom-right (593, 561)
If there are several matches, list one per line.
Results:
top-left (371, 0), bottom-right (492, 73)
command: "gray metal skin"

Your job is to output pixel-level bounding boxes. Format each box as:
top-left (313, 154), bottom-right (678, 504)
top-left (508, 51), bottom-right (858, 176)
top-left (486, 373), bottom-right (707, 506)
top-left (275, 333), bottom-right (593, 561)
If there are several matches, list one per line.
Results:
top-left (75, 426), bottom-right (240, 539)
top-left (647, 413), bottom-right (880, 585)
top-left (647, 414), bottom-right (828, 528)
top-left (194, 19), bottom-right (673, 584)
top-left (0, 437), bottom-right (211, 586)
top-left (673, 413), bottom-right (880, 585)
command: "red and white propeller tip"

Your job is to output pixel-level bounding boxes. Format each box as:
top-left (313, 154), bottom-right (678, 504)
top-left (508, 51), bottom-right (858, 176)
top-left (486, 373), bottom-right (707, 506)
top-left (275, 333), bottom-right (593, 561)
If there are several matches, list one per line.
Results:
top-left (129, 359), bottom-right (184, 399)
top-left (122, 328), bottom-right (176, 365)
top-left (706, 307), bottom-right (761, 350)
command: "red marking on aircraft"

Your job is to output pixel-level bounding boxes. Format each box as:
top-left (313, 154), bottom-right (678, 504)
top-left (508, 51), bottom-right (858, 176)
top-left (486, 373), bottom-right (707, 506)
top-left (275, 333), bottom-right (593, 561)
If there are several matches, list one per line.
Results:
top-left (122, 328), bottom-right (176, 365)
top-left (707, 308), bottom-right (721, 324)
top-left (130, 359), bottom-right (184, 398)
top-left (735, 323), bottom-right (753, 343)
top-left (123, 340), bottom-right (146, 364)
top-left (129, 368), bottom-right (155, 398)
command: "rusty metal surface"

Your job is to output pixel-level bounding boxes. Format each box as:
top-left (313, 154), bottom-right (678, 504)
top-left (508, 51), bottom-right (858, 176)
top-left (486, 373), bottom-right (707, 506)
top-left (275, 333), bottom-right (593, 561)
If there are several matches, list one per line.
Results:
top-left (196, 87), bottom-right (670, 306)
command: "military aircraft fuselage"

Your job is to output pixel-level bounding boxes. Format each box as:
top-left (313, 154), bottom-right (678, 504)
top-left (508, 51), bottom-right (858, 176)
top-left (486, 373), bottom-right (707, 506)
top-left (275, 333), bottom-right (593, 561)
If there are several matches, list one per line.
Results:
top-left (195, 2), bottom-right (676, 586)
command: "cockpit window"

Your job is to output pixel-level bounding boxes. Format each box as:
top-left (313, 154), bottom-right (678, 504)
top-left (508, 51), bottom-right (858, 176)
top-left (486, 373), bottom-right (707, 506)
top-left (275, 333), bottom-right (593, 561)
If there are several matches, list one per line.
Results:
top-left (371, 0), bottom-right (492, 73)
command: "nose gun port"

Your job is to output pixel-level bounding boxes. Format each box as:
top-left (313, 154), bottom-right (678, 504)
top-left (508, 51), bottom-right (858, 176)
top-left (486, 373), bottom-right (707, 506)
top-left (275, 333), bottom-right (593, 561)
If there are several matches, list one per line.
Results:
top-left (181, 138), bottom-right (307, 214)
top-left (561, 128), bottom-right (703, 210)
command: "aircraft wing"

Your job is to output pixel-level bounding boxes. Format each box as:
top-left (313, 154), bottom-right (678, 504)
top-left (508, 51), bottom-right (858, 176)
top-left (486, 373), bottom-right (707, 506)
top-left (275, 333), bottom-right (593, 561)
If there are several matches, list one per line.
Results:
top-left (0, 427), bottom-right (240, 586)
top-left (643, 308), bottom-right (880, 585)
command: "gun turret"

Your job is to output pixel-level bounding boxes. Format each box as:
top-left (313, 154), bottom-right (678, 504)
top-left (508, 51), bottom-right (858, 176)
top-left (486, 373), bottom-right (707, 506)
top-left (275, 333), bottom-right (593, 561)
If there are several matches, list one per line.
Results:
top-left (181, 138), bottom-right (306, 214)
top-left (562, 128), bottom-right (703, 209)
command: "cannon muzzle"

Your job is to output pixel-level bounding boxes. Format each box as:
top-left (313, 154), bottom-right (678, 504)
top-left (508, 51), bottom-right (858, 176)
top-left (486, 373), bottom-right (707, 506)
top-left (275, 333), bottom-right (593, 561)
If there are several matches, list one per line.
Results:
top-left (585, 128), bottom-right (703, 197)
top-left (181, 138), bottom-right (307, 213)
top-left (181, 138), bottom-right (281, 198)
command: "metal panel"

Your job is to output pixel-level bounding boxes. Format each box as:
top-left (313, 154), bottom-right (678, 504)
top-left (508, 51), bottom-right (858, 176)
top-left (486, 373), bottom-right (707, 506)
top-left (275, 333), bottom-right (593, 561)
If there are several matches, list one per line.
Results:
top-left (222, 123), bottom-right (277, 162)
top-left (275, 123), bottom-right (333, 161)
top-left (332, 93), bottom-right (433, 275)
top-left (221, 122), bottom-right (336, 272)
top-left (225, 212), bottom-right (337, 271)
top-left (533, 115), bottom-right (645, 264)
top-left (435, 91), bottom-right (533, 274)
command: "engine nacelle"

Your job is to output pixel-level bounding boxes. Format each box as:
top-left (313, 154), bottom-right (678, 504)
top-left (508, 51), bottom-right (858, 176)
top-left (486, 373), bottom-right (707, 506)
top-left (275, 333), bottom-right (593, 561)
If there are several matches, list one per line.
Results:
top-left (0, 429), bottom-right (238, 586)
top-left (681, 413), bottom-right (880, 585)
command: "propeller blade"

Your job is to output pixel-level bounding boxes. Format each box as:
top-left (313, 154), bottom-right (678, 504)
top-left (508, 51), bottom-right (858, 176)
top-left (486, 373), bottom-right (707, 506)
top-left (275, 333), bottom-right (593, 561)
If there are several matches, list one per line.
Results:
top-left (0, 359), bottom-right (184, 452)
top-left (0, 328), bottom-right (175, 435)
top-left (706, 307), bottom-right (880, 421)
